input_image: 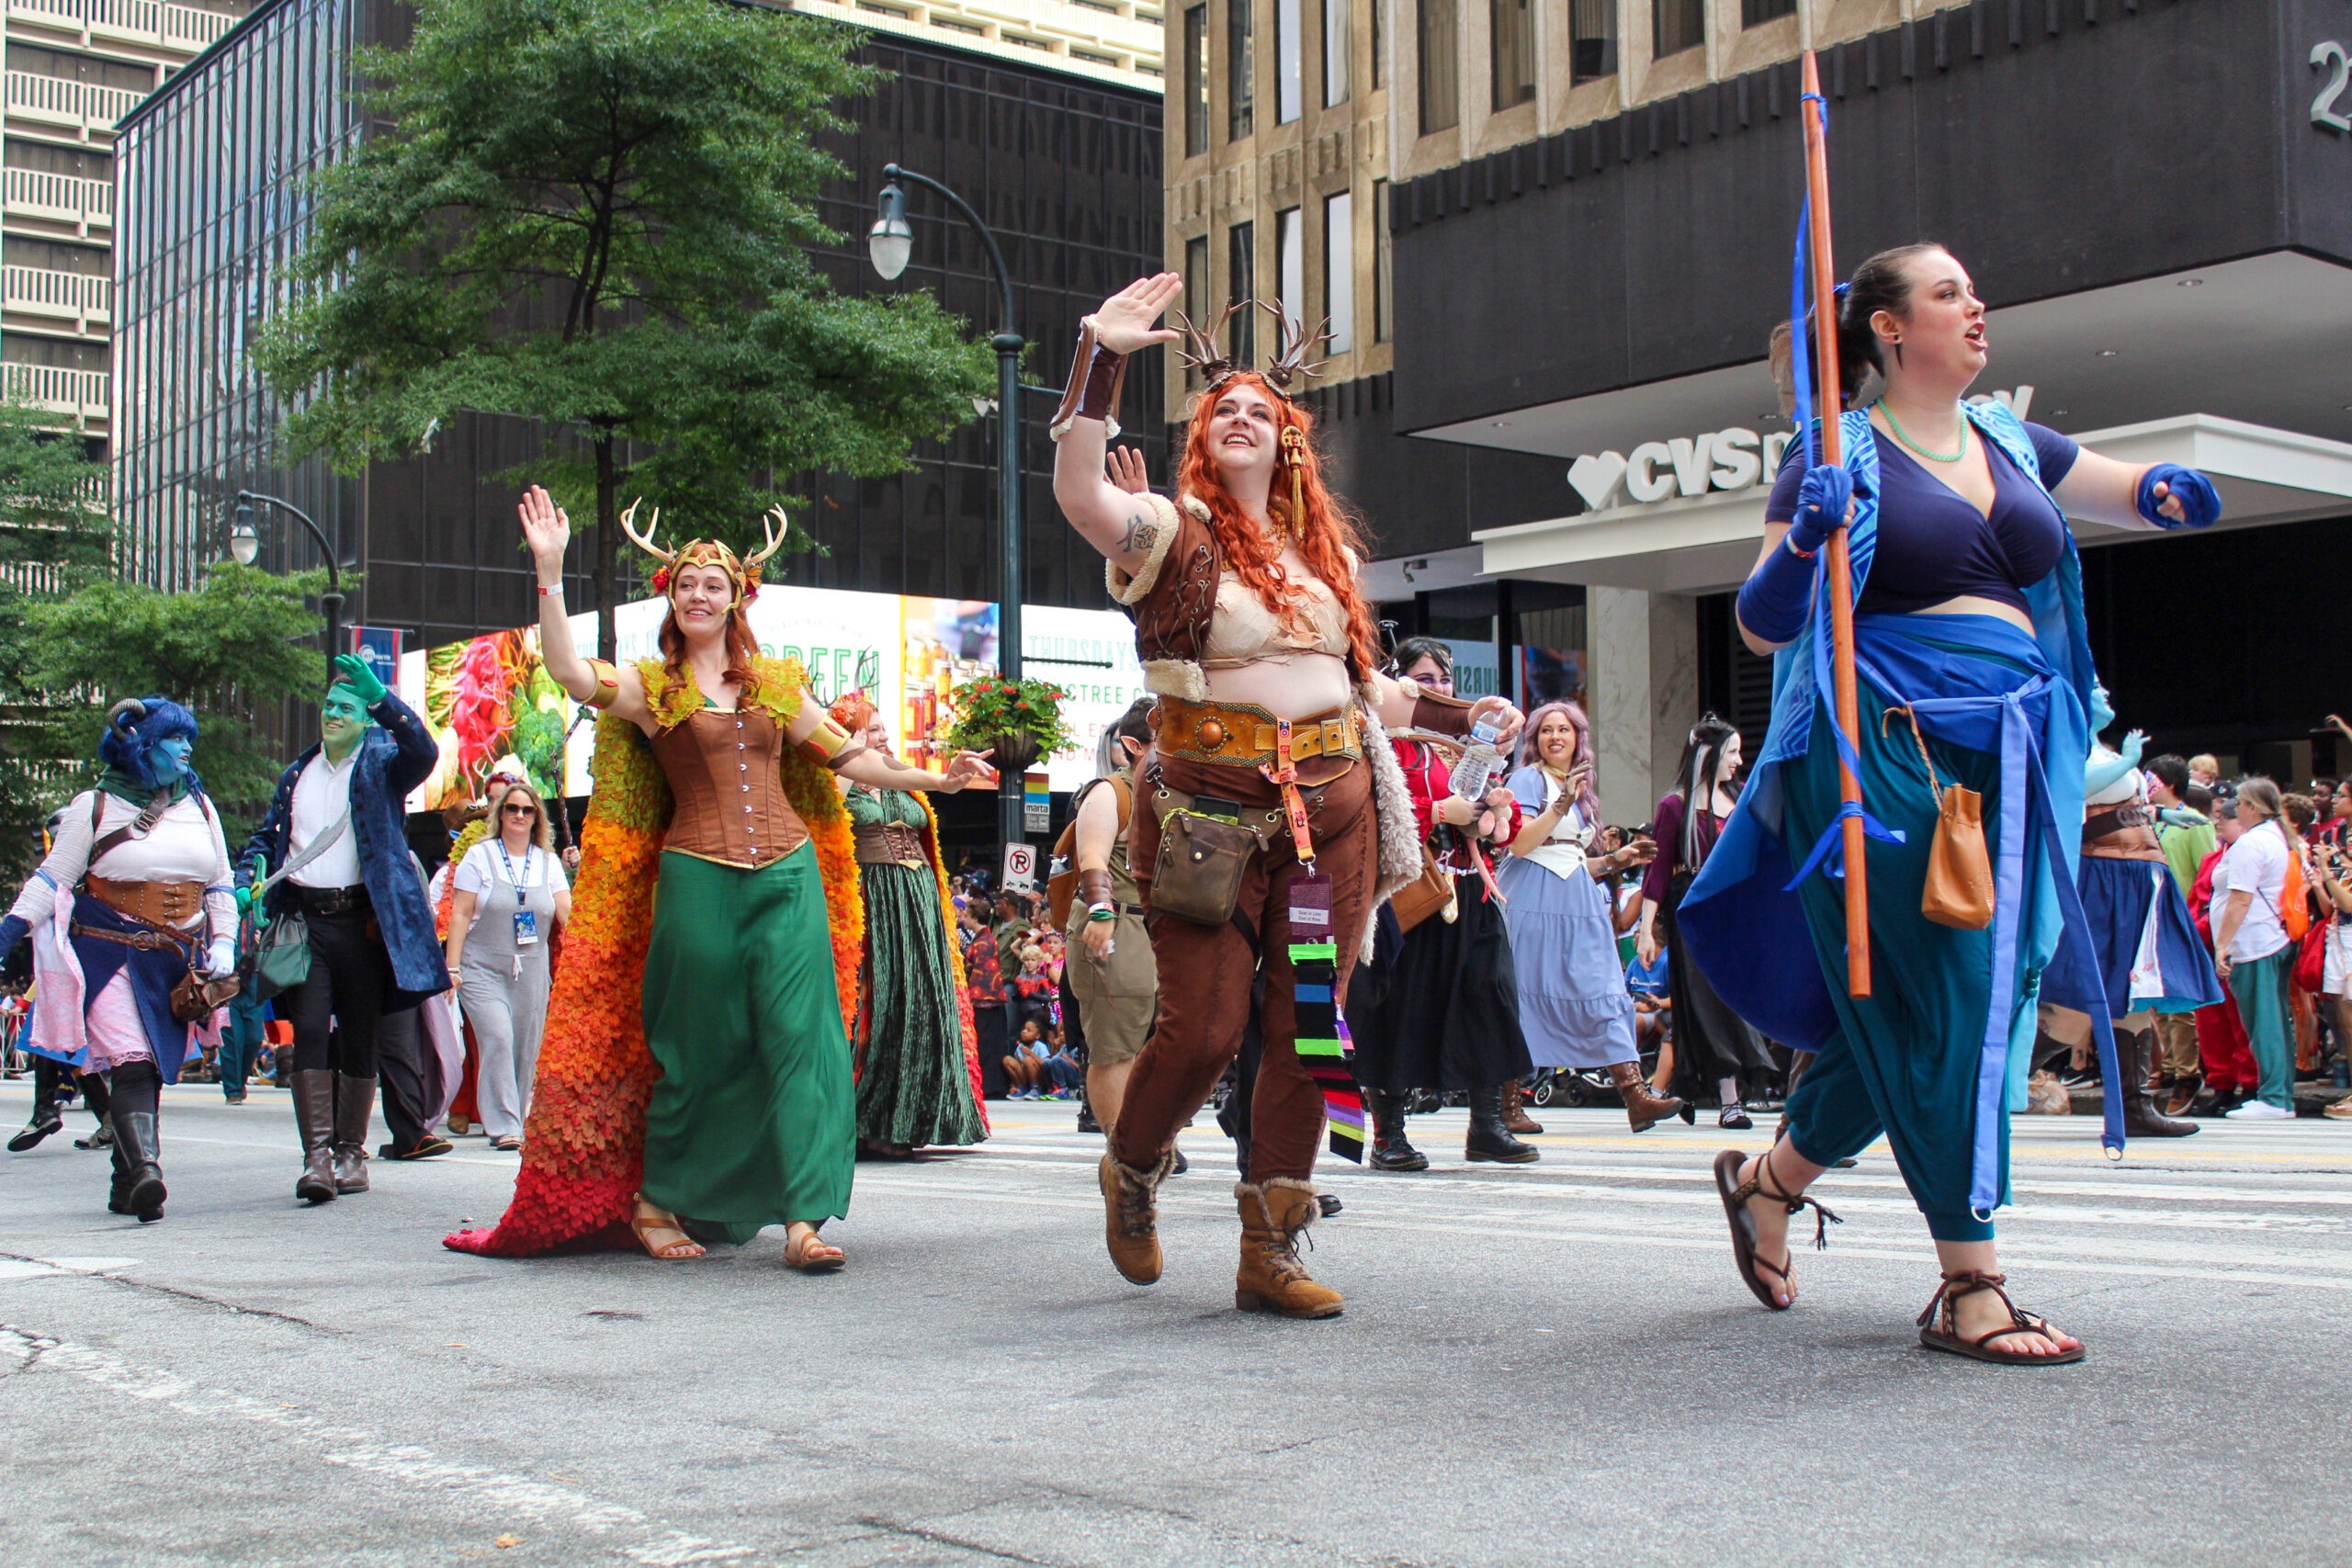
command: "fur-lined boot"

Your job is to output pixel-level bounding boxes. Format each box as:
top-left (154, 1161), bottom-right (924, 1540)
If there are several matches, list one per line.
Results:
top-left (1234, 1179), bottom-right (1343, 1319)
top-left (1099, 1149), bottom-right (1174, 1284)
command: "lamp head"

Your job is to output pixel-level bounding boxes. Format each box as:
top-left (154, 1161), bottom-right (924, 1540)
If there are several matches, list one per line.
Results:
top-left (229, 495), bottom-right (259, 566)
top-left (868, 180), bottom-right (912, 281)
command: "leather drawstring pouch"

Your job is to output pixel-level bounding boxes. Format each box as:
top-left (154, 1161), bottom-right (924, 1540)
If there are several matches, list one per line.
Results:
top-left (1149, 790), bottom-right (1267, 926)
top-left (1884, 705), bottom-right (1994, 931)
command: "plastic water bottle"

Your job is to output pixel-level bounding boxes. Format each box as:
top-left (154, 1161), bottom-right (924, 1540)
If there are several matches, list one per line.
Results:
top-left (1448, 716), bottom-right (1506, 801)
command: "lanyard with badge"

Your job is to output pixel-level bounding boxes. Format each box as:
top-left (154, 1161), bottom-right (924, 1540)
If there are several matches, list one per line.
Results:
top-left (497, 840), bottom-right (538, 947)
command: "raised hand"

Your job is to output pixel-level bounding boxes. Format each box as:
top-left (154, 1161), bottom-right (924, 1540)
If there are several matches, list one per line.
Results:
top-left (517, 485), bottom-right (571, 575)
top-left (1106, 446), bottom-right (1150, 495)
top-left (330, 652), bottom-right (389, 706)
top-left (1091, 274), bottom-right (1187, 355)
top-left (940, 749), bottom-right (998, 792)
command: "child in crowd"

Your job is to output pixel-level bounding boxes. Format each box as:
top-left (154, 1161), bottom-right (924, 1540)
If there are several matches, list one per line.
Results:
top-left (1043, 1022), bottom-right (1083, 1100)
top-left (1002, 1018), bottom-right (1053, 1100)
top-left (1010, 944), bottom-right (1057, 1037)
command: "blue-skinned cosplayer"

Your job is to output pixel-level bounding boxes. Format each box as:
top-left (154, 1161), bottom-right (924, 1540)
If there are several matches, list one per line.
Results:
top-left (0, 697), bottom-right (237, 1222)
top-left (238, 653), bottom-right (446, 1205)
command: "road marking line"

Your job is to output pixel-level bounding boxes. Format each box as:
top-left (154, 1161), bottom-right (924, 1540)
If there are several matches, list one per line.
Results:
top-left (0, 1325), bottom-right (752, 1563)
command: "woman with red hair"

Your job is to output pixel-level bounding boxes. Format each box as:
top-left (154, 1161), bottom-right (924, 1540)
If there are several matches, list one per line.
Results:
top-left (1049, 274), bottom-right (1522, 1318)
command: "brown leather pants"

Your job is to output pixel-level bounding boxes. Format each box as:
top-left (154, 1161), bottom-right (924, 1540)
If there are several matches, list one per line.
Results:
top-left (1108, 754), bottom-right (1376, 1183)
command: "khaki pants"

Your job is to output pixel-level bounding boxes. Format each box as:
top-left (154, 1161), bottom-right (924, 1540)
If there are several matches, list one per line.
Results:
top-left (2154, 1011), bottom-right (2201, 1079)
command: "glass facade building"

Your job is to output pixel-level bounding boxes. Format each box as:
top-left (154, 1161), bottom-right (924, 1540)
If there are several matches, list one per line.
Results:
top-left (112, 0), bottom-right (1163, 650)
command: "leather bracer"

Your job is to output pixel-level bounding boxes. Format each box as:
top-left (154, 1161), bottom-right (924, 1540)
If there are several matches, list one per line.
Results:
top-left (1048, 318), bottom-right (1126, 442)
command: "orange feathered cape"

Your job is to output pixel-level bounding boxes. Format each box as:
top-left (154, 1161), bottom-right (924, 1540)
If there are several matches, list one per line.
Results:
top-left (445, 656), bottom-right (864, 1257)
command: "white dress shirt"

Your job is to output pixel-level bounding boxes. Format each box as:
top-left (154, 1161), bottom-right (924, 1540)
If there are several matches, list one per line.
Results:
top-left (288, 747), bottom-right (362, 889)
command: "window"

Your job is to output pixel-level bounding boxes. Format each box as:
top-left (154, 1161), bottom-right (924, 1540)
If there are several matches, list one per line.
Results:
top-left (1184, 5), bottom-right (1210, 155)
top-left (3, 333), bottom-right (108, 372)
top-left (1742, 0), bottom-right (1795, 21)
top-left (1323, 191), bottom-right (1353, 355)
top-left (5, 137), bottom-right (112, 179)
top-left (933, 15), bottom-right (983, 33)
top-left (1491, 0), bottom-right (1535, 109)
top-left (1570, 0), bottom-right (1616, 82)
top-left (1373, 0), bottom-right (1385, 87)
top-left (1323, 0), bottom-right (1349, 107)
top-left (1654, 0), bottom-right (1703, 58)
top-left (1276, 0), bottom-right (1303, 123)
top-left (1227, 221), bottom-right (1256, 363)
top-left (1276, 207), bottom-right (1303, 326)
top-left (3, 235), bottom-right (109, 275)
top-left (1373, 179), bottom-right (1393, 343)
top-left (1183, 233), bottom-right (1211, 383)
top-left (1418, 0), bottom-right (1458, 134)
top-left (4, 42), bottom-right (156, 94)
top-left (1228, 0), bottom-right (1255, 141)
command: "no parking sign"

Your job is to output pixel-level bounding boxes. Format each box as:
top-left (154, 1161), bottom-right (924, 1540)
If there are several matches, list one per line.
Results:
top-left (1002, 842), bottom-right (1036, 892)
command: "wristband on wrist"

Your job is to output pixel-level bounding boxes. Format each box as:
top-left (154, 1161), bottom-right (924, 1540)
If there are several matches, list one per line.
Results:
top-left (1048, 318), bottom-right (1128, 442)
top-left (538, 582), bottom-right (564, 597)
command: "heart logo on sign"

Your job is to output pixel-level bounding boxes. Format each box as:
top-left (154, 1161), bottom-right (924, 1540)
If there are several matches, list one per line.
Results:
top-left (1567, 451), bottom-right (1628, 512)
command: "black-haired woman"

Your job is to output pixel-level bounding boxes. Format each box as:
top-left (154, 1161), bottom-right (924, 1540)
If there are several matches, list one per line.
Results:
top-left (0, 698), bottom-right (238, 1222)
top-left (1677, 243), bottom-right (2222, 1362)
top-left (1349, 637), bottom-right (1536, 1168)
top-left (1641, 716), bottom-right (1772, 1129)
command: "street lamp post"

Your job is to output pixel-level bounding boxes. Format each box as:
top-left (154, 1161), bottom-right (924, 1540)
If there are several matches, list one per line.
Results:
top-left (869, 163), bottom-right (1029, 864)
top-left (232, 490), bottom-right (344, 665)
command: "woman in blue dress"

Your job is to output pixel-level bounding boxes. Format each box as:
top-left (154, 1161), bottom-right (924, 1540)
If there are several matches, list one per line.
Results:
top-left (1496, 700), bottom-right (1687, 1132)
top-left (1679, 243), bottom-right (2222, 1364)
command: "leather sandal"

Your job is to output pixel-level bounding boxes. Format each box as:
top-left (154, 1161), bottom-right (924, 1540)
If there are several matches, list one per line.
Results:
top-left (1917, 1270), bottom-right (2085, 1365)
top-left (785, 1226), bottom-right (844, 1273)
top-left (1713, 1147), bottom-right (1841, 1312)
top-left (628, 1198), bottom-right (706, 1260)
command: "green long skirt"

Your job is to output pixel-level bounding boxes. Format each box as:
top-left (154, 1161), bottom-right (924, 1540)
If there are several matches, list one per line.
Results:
top-left (854, 861), bottom-right (987, 1147)
top-left (641, 845), bottom-right (854, 1242)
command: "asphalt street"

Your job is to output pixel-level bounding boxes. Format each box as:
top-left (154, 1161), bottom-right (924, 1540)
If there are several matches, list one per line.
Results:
top-left (3, 1080), bottom-right (2348, 1568)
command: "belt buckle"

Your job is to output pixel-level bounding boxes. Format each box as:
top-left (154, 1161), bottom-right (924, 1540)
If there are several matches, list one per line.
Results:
top-left (1321, 717), bottom-right (1347, 758)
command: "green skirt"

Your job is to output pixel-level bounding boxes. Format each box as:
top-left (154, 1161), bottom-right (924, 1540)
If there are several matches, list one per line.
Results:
top-left (641, 845), bottom-right (854, 1241)
top-left (855, 862), bottom-right (987, 1147)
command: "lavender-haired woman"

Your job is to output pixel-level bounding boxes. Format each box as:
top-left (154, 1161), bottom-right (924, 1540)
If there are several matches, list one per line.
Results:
top-left (1496, 701), bottom-right (1687, 1132)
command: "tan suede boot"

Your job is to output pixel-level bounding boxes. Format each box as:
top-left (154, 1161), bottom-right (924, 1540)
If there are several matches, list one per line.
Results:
top-left (1608, 1060), bottom-right (1688, 1133)
top-left (1234, 1179), bottom-right (1343, 1318)
top-left (1099, 1149), bottom-right (1173, 1284)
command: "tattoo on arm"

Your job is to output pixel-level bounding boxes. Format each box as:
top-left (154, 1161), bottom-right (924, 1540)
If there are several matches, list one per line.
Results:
top-left (1117, 511), bottom-right (1159, 557)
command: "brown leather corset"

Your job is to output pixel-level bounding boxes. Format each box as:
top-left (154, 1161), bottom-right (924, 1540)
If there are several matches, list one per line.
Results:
top-left (649, 706), bottom-right (809, 868)
top-left (84, 874), bottom-right (205, 930)
top-left (853, 820), bottom-right (928, 868)
top-left (2082, 797), bottom-right (2165, 862)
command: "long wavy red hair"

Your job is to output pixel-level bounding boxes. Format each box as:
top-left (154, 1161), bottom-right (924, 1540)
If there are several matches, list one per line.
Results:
top-left (1177, 374), bottom-right (1381, 677)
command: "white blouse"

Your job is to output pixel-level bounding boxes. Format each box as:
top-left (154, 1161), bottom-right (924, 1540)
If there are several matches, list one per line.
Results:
top-left (6, 788), bottom-right (234, 936)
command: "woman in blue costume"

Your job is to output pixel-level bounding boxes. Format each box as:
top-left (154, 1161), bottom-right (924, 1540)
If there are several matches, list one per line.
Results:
top-left (1678, 243), bottom-right (2222, 1364)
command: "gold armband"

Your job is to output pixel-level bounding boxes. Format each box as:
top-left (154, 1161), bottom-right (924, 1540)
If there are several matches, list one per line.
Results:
top-left (582, 659), bottom-right (622, 710)
top-left (798, 713), bottom-right (860, 771)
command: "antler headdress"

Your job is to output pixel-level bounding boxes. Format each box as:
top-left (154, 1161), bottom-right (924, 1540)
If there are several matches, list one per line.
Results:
top-left (620, 499), bottom-right (789, 607)
top-left (1172, 300), bottom-right (1328, 400)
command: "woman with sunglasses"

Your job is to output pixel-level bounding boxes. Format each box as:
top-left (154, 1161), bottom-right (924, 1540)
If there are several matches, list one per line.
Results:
top-left (444, 779), bottom-right (571, 1151)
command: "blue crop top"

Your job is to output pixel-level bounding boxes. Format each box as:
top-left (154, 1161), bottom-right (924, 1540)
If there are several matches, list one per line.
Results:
top-left (1764, 419), bottom-right (2080, 615)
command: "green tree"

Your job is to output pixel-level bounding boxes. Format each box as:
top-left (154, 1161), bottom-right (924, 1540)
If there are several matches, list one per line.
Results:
top-left (253, 0), bottom-right (995, 660)
top-left (0, 395), bottom-right (115, 877)
top-left (27, 565), bottom-right (332, 844)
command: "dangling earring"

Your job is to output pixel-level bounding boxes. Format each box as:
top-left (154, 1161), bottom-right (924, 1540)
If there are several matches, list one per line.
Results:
top-left (1281, 425), bottom-right (1307, 542)
top-left (1891, 336), bottom-right (1905, 368)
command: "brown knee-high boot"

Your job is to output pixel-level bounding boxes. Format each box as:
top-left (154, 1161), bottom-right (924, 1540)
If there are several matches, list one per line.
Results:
top-left (292, 1070), bottom-right (337, 1204)
top-left (1234, 1179), bottom-right (1343, 1318)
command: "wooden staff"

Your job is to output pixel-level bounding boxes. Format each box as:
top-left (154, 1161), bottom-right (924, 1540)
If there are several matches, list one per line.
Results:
top-left (1801, 49), bottom-right (1871, 998)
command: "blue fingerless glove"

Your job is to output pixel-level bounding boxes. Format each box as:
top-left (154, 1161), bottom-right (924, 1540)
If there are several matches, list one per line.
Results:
top-left (0, 913), bottom-right (28, 962)
top-left (1736, 531), bottom-right (1820, 646)
top-left (2137, 464), bottom-right (2220, 530)
top-left (1787, 463), bottom-right (1854, 555)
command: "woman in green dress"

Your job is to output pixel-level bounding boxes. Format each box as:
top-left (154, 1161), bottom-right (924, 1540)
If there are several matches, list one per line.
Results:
top-left (848, 717), bottom-right (989, 1159)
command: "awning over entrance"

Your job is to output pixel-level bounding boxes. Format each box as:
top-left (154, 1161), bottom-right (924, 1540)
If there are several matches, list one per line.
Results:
top-left (1467, 414), bottom-right (2352, 595)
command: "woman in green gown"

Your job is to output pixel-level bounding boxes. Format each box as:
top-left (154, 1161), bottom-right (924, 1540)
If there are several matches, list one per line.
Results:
top-left (848, 718), bottom-right (989, 1159)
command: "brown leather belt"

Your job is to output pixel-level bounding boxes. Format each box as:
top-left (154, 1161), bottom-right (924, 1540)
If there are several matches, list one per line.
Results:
top-left (86, 874), bottom-right (205, 929)
top-left (70, 919), bottom-right (194, 954)
top-left (1153, 696), bottom-right (1363, 772)
top-left (852, 821), bottom-right (929, 868)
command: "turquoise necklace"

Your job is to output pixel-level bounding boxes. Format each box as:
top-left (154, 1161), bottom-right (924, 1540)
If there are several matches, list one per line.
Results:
top-left (1876, 400), bottom-right (1968, 464)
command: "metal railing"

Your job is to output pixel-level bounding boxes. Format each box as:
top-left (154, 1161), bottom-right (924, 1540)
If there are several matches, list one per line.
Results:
top-left (4, 0), bottom-right (236, 51)
top-left (1, 363), bottom-right (111, 420)
top-left (2, 167), bottom-right (112, 226)
top-left (2, 265), bottom-right (112, 322)
top-left (4, 69), bottom-right (143, 131)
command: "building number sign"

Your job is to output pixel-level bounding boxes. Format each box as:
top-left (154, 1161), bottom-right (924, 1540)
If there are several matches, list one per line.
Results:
top-left (2315, 41), bottom-right (2351, 132)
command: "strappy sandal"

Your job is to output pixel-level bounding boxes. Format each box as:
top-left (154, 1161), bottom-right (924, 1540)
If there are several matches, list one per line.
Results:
top-left (1917, 1271), bottom-right (2085, 1365)
top-left (785, 1226), bottom-right (845, 1273)
top-left (628, 1198), bottom-right (705, 1260)
top-left (1713, 1147), bottom-right (1842, 1312)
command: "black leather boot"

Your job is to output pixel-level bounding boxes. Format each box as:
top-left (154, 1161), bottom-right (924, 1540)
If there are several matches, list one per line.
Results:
top-left (2118, 1028), bottom-right (2199, 1137)
top-left (1366, 1089), bottom-right (1429, 1171)
top-left (106, 1131), bottom-right (133, 1214)
top-left (9, 1107), bottom-right (62, 1154)
top-left (292, 1070), bottom-right (337, 1203)
top-left (115, 1110), bottom-right (167, 1223)
top-left (1464, 1087), bottom-right (1539, 1164)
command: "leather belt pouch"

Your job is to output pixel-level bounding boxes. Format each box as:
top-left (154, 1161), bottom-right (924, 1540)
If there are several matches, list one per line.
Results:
top-left (1148, 788), bottom-right (1272, 927)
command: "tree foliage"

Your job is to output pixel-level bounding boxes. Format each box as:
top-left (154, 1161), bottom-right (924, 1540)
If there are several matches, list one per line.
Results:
top-left (26, 565), bottom-right (333, 841)
top-left (252, 0), bottom-right (995, 654)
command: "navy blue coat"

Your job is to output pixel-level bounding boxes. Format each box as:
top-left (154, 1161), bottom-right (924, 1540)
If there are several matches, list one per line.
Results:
top-left (239, 691), bottom-right (448, 1008)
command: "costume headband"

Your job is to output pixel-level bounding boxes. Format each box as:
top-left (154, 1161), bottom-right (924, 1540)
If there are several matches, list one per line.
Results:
top-left (1173, 300), bottom-right (1329, 400)
top-left (621, 498), bottom-right (789, 606)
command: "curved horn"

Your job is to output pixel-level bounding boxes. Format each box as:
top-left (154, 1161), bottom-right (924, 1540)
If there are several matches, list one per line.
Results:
top-left (748, 505), bottom-right (791, 570)
top-left (106, 697), bottom-right (147, 731)
top-left (1171, 303), bottom-right (1246, 389)
top-left (1259, 304), bottom-right (1329, 392)
top-left (618, 498), bottom-right (673, 566)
